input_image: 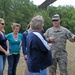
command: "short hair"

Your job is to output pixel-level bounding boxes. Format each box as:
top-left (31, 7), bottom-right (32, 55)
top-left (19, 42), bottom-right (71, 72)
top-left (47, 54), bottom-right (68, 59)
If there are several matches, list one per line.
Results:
top-left (30, 15), bottom-right (44, 30)
top-left (11, 23), bottom-right (21, 30)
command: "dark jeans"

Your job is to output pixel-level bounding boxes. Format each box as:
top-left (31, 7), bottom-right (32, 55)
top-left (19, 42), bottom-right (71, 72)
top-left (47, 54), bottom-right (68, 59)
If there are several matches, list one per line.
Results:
top-left (7, 54), bottom-right (20, 75)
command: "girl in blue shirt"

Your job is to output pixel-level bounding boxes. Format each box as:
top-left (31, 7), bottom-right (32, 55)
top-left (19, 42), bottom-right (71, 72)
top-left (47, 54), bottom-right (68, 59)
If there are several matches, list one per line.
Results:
top-left (6, 23), bottom-right (22, 75)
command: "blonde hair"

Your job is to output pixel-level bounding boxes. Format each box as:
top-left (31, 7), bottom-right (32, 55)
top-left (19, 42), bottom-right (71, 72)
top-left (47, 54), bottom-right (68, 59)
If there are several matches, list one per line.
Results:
top-left (0, 18), bottom-right (4, 23)
top-left (11, 23), bottom-right (21, 30)
top-left (1, 28), bottom-right (5, 32)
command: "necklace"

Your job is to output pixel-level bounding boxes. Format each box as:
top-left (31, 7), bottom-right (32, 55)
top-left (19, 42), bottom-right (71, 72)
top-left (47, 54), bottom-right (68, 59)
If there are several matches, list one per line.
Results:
top-left (12, 33), bottom-right (18, 40)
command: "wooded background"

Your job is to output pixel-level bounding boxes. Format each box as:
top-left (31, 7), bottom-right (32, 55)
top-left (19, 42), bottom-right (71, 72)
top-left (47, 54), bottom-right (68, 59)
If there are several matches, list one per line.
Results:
top-left (0, 0), bottom-right (75, 34)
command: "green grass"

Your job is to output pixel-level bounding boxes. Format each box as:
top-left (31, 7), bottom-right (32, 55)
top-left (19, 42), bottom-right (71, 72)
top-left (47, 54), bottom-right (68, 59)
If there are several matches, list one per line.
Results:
top-left (4, 40), bottom-right (75, 75)
top-left (56, 40), bottom-right (75, 75)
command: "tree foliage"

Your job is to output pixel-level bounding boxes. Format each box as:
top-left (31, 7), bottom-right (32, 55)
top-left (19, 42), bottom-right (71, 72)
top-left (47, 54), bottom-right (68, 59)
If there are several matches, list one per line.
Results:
top-left (0, 0), bottom-right (75, 34)
top-left (0, 0), bottom-right (38, 33)
top-left (47, 5), bottom-right (75, 33)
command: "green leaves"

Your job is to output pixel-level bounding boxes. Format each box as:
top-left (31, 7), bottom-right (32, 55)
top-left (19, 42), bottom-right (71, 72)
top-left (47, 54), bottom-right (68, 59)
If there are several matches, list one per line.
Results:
top-left (0, 0), bottom-right (75, 34)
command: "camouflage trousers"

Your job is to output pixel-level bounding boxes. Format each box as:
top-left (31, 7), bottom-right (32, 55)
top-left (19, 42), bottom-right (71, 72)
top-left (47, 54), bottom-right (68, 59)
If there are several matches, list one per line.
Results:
top-left (47, 56), bottom-right (68, 75)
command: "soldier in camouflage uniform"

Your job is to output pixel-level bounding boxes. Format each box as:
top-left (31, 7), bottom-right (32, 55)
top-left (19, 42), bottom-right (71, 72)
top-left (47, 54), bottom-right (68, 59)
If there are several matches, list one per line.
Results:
top-left (44, 14), bottom-right (75, 75)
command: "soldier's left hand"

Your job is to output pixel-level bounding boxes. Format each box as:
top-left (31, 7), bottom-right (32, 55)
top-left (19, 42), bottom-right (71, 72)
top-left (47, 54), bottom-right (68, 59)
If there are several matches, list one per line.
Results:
top-left (72, 35), bottom-right (75, 39)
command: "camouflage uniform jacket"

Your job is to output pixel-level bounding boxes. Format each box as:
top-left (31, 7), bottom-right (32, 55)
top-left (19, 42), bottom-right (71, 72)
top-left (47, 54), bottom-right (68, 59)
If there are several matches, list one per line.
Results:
top-left (45, 26), bottom-right (75, 58)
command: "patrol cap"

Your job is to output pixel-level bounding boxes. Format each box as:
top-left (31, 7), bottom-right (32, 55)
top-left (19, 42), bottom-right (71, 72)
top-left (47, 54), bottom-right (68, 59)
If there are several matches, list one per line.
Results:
top-left (52, 14), bottom-right (60, 20)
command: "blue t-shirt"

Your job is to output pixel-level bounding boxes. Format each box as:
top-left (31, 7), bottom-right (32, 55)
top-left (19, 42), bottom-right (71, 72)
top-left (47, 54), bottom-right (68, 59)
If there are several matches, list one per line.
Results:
top-left (6, 33), bottom-right (22, 54)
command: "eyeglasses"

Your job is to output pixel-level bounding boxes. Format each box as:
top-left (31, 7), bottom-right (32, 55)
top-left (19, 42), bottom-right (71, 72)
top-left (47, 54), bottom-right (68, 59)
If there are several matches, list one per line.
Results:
top-left (0, 23), bottom-right (5, 25)
top-left (52, 20), bottom-right (58, 22)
